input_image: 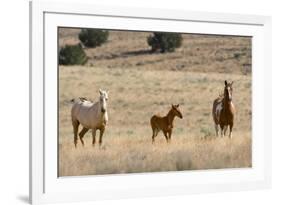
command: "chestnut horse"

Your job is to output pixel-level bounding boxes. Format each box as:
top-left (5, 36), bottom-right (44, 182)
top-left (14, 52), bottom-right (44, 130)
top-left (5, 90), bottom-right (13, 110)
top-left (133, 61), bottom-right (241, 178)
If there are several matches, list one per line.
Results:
top-left (71, 89), bottom-right (109, 147)
top-left (212, 81), bottom-right (235, 138)
top-left (150, 104), bottom-right (183, 143)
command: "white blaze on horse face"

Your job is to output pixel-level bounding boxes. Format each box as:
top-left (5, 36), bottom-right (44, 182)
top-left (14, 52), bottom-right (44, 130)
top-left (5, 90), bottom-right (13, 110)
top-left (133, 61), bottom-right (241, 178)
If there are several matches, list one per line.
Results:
top-left (230, 101), bottom-right (235, 109)
top-left (99, 90), bottom-right (108, 113)
top-left (227, 87), bottom-right (232, 100)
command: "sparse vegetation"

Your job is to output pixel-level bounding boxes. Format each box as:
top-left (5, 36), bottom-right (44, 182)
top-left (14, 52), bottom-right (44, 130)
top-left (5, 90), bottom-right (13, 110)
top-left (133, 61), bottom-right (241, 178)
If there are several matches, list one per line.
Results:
top-left (147, 32), bottom-right (183, 53)
top-left (59, 44), bottom-right (88, 65)
top-left (58, 29), bottom-right (251, 74)
top-left (79, 29), bottom-right (109, 48)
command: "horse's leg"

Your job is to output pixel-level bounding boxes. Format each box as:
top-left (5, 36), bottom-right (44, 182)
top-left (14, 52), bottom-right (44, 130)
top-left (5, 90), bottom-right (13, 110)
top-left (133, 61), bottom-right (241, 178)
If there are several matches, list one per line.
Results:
top-left (215, 124), bottom-right (219, 137)
top-left (168, 130), bottom-right (172, 143)
top-left (99, 127), bottom-right (105, 147)
top-left (220, 124), bottom-right (224, 137)
top-left (151, 128), bottom-right (155, 144)
top-left (223, 125), bottom-right (228, 137)
top-left (162, 131), bottom-right (169, 143)
top-left (92, 128), bottom-right (96, 146)
top-left (72, 119), bottom-right (80, 148)
top-left (79, 127), bottom-right (89, 146)
top-left (229, 123), bottom-right (233, 139)
top-left (155, 129), bottom-right (159, 137)
top-left (151, 127), bottom-right (157, 144)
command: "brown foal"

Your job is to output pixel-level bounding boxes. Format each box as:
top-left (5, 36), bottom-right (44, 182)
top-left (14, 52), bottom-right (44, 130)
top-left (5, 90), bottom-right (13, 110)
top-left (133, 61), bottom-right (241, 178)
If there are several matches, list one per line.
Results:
top-left (150, 104), bottom-right (183, 143)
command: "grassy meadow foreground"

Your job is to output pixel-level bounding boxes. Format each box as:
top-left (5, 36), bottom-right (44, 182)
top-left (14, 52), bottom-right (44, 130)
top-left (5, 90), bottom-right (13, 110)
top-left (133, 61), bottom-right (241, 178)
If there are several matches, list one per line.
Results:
top-left (59, 30), bottom-right (251, 176)
top-left (59, 67), bottom-right (251, 176)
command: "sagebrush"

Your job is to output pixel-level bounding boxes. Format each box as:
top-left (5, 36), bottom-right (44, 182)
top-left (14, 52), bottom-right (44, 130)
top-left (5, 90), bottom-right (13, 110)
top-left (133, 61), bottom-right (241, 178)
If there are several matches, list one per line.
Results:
top-left (79, 29), bottom-right (109, 48)
top-left (147, 32), bottom-right (183, 53)
top-left (59, 44), bottom-right (88, 65)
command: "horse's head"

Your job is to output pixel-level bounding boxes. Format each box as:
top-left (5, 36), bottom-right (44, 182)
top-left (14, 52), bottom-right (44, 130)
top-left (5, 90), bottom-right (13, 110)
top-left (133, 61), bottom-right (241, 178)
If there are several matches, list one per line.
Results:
top-left (224, 80), bottom-right (233, 101)
top-left (171, 104), bottom-right (183, 119)
top-left (99, 89), bottom-right (109, 113)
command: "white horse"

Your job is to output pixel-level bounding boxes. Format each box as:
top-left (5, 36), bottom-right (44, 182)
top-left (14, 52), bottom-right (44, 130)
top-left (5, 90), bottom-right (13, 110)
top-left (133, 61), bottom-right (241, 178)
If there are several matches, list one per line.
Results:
top-left (71, 89), bottom-right (109, 147)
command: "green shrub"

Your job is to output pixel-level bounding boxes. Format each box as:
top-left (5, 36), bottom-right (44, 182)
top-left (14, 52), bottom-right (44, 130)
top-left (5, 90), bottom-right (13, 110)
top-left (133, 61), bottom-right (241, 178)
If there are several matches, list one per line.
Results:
top-left (147, 32), bottom-right (183, 53)
top-left (59, 44), bottom-right (88, 65)
top-left (79, 29), bottom-right (109, 48)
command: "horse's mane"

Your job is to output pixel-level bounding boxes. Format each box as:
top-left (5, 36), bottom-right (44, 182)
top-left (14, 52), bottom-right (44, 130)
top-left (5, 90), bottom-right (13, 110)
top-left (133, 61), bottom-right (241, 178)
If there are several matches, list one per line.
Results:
top-left (218, 92), bottom-right (224, 99)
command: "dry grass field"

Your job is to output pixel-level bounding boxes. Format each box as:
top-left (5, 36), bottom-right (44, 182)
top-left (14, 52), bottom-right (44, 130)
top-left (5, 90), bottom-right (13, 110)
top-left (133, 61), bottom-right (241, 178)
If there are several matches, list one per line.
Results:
top-left (58, 28), bottom-right (252, 176)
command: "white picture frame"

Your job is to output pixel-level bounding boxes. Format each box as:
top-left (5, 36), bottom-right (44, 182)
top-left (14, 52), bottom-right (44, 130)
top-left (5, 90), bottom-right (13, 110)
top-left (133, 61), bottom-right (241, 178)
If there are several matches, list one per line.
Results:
top-left (30, 0), bottom-right (272, 204)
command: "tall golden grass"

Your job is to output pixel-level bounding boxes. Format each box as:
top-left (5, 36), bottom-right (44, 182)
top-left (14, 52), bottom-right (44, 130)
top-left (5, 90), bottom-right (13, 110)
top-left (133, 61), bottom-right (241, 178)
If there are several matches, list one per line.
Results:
top-left (59, 132), bottom-right (251, 176)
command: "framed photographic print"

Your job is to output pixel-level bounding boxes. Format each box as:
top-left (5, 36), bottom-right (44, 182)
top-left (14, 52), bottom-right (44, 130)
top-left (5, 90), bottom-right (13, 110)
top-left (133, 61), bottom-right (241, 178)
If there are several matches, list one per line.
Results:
top-left (30, 0), bottom-right (271, 204)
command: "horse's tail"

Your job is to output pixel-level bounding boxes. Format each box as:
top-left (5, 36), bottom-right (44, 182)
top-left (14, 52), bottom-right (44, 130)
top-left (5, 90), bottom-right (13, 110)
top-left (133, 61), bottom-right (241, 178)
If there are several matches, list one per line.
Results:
top-left (70, 97), bottom-right (89, 104)
top-left (150, 115), bottom-right (159, 130)
top-left (212, 98), bottom-right (221, 124)
top-left (212, 100), bottom-right (216, 122)
top-left (150, 115), bottom-right (155, 127)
